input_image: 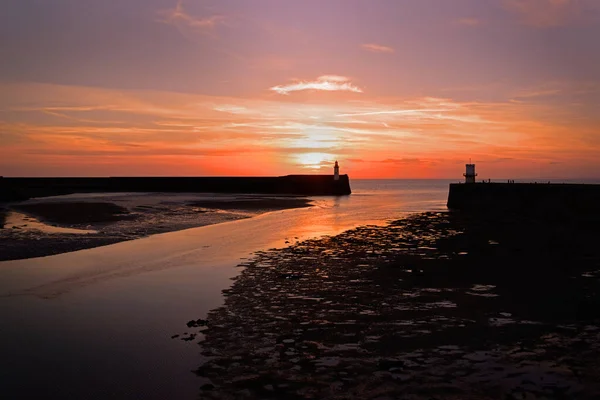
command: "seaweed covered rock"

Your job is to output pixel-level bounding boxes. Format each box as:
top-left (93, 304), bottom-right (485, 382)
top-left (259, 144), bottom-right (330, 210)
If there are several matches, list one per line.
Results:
top-left (189, 212), bottom-right (600, 399)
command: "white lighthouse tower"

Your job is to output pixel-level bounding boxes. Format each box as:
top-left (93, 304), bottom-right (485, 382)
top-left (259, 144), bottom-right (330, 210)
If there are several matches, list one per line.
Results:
top-left (334, 161), bottom-right (340, 181)
top-left (464, 163), bottom-right (477, 184)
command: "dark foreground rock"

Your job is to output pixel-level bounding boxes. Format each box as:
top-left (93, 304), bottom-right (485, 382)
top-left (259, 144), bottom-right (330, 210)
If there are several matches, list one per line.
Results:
top-left (0, 208), bottom-right (6, 229)
top-left (189, 211), bottom-right (600, 399)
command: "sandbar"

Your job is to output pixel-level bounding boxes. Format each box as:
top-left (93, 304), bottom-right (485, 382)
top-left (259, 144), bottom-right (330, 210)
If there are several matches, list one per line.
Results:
top-left (0, 195), bottom-right (313, 261)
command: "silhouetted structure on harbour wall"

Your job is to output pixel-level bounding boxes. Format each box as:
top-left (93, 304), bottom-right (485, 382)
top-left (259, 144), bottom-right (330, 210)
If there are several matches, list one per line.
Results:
top-left (448, 163), bottom-right (600, 215)
top-left (0, 175), bottom-right (352, 202)
top-left (448, 182), bottom-right (600, 215)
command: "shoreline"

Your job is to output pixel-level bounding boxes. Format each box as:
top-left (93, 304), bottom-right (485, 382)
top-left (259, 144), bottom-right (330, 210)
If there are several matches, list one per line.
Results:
top-left (0, 182), bottom-right (452, 399)
top-left (0, 199), bottom-right (396, 400)
top-left (0, 195), bottom-right (314, 261)
top-left (187, 211), bottom-right (600, 399)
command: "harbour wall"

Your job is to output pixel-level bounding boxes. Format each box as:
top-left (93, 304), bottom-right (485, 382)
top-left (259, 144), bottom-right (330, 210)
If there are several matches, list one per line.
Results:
top-left (447, 183), bottom-right (600, 215)
top-left (0, 175), bottom-right (352, 202)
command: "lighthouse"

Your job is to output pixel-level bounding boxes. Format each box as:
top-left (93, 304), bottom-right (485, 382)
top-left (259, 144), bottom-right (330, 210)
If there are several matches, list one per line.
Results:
top-left (334, 161), bottom-right (340, 181)
top-left (464, 163), bottom-right (477, 184)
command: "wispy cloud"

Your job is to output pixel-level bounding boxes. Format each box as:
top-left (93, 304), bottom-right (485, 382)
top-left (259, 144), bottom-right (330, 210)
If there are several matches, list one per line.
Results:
top-left (503, 0), bottom-right (580, 27)
top-left (514, 88), bottom-right (562, 99)
top-left (512, 80), bottom-right (600, 100)
top-left (336, 109), bottom-right (449, 117)
top-left (158, 0), bottom-right (225, 30)
top-left (270, 76), bottom-right (363, 95)
top-left (361, 43), bottom-right (395, 53)
top-left (373, 158), bottom-right (439, 166)
top-left (455, 18), bottom-right (483, 26)
top-left (2, 82), bottom-right (599, 178)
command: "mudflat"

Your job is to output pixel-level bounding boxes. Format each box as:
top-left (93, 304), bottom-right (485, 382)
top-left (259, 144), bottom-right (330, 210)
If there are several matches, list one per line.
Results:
top-left (187, 211), bottom-right (600, 399)
top-left (13, 202), bottom-right (134, 224)
top-left (0, 196), bottom-right (314, 261)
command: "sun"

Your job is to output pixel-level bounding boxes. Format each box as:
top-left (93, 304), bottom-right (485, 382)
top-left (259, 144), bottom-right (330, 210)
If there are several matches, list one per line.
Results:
top-left (295, 152), bottom-right (334, 170)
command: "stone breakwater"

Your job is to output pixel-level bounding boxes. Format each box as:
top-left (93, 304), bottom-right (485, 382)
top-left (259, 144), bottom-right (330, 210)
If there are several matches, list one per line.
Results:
top-left (0, 175), bottom-right (352, 201)
top-left (182, 212), bottom-right (600, 399)
top-left (447, 182), bottom-right (600, 214)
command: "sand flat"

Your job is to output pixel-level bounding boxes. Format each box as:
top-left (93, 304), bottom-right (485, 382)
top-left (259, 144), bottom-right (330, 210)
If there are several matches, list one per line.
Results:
top-left (0, 194), bottom-right (314, 261)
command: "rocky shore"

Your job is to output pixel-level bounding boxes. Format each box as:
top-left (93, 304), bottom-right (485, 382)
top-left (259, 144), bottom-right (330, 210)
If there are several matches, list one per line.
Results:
top-left (187, 211), bottom-right (600, 399)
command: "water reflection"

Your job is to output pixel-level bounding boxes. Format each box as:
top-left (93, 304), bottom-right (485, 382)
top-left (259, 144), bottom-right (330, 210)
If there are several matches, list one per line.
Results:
top-left (0, 179), bottom-right (451, 400)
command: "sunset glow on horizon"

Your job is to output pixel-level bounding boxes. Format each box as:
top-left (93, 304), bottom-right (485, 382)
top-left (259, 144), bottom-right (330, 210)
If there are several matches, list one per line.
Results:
top-left (2, 0), bottom-right (600, 179)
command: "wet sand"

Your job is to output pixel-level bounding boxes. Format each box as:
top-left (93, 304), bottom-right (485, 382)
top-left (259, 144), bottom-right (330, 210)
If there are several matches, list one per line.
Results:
top-left (0, 200), bottom-right (395, 400)
top-left (189, 211), bottom-right (600, 399)
top-left (189, 197), bottom-right (312, 211)
top-left (0, 196), bottom-right (313, 261)
top-left (0, 182), bottom-right (453, 399)
top-left (13, 201), bottom-right (135, 224)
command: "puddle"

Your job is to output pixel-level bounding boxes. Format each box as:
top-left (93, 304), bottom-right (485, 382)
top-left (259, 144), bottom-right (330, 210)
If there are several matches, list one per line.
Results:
top-left (467, 284), bottom-right (499, 297)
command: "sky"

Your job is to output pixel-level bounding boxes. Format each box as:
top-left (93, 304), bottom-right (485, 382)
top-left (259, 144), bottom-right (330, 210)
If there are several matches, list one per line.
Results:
top-left (1, 0), bottom-right (599, 178)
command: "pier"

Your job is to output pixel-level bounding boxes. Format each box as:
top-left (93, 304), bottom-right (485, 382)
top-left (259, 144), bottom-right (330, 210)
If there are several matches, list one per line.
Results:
top-left (0, 175), bottom-right (352, 202)
top-left (447, 164), bottom-right (600, 214)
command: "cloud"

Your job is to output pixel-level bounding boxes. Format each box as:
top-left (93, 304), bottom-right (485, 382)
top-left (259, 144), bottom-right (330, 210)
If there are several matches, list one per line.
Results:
top-left (503, 0), bottom-right (581, 27)
top-left (455, 18), bottom-right (483, 26)
top-left (512, 80), bottom-right (600, 100)
top-left (514, 88), bottom-right (562, 99)
top-left (270, 76), bottom-right (363, 95)
top-left (374, 158), bottom-right (436, 165)
top-left (336, 109), bottom-right (449, 117)
top-left (3, 82), bottom-right (599, 178)
top-left (213, 105), bottom-right (250, 114)
top-left (317, 75), bottom-right (352, 83)
top-left (158, 0), bottom-right (224, 30)
top-left (361, 43), bottom-right (395, 53)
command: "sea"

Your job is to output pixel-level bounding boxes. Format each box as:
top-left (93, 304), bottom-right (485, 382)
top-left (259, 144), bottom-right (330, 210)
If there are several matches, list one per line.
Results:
top-left (0, 178), bottom-right (586, 399)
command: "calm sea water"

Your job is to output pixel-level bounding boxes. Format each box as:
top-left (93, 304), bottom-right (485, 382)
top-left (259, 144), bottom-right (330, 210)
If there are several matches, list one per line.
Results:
top-left (0, 179), bottom-right (453, 400)
top-left (319, 178), bottom-right (451, 221)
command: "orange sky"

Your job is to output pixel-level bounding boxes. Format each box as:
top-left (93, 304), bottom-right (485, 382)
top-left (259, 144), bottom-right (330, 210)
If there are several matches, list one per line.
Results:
top-left (1, 0), bottom-right (600, 178)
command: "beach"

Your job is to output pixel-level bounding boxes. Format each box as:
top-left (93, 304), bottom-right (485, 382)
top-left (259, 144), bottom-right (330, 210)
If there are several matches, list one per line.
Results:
top-left (191, 211), bottom-right (600, 399)
top-left (8, 181), bottom-right (600, 398)
top-left (0, 193), bottom-right (313, 261)
top-left (0, 180), bottom-right (450, 399)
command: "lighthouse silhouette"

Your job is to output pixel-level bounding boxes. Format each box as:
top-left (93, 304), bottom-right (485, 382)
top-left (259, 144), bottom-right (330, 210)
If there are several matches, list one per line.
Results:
top-left (334, 161), bottom-right (340, 181)
top-left (464, 163), bottom-right (477, 184)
